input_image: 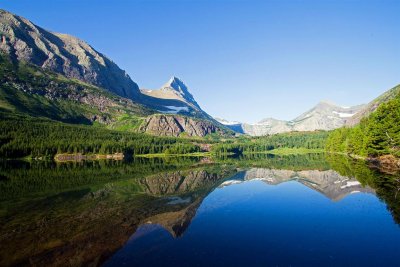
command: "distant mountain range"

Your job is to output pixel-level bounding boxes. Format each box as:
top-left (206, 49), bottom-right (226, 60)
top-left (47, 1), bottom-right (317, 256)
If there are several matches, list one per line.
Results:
top-left (217, 101), bottom-right (365, 136)
top-left (0, 8), bottom-right (398, 137)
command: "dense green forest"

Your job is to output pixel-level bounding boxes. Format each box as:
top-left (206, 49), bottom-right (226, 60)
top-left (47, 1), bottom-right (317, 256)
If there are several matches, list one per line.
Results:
top-left (0, 111), bottom-right (330, 159)
top-left (0, 113), bottom-right (203, 158)
top-left (212, 131), bottom-right (328, 155)
top-left (326, 93), bottom-right (400, 157)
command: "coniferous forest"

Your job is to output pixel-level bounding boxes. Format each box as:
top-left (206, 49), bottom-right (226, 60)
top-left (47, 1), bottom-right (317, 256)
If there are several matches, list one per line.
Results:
top-left (326, 92), bottom-right (400, 157)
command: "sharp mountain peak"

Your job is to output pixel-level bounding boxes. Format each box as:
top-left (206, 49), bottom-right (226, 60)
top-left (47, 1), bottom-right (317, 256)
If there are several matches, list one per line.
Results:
top-left (163, 76), bottom-right (189, 92)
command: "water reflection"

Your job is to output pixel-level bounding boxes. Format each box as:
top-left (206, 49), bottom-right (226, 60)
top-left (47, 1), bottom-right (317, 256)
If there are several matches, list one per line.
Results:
top-left (225, 168), bottom-right (375, 201)
top-left (0, 153), bottom-right (399, 266)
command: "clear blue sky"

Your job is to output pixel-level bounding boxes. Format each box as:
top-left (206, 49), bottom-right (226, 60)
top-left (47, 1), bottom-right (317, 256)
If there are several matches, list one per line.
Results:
top-left (2, 0), bottom-right (400, 123)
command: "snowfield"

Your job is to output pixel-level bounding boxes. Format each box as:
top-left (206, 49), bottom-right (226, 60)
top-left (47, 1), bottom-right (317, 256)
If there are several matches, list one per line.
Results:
top-left (158, 106), bottom-right (189, 114)
top-left (332, 111), bottom-right (356, 118)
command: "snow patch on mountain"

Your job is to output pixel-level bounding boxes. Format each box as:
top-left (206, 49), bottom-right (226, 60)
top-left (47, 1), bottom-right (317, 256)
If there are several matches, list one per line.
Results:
top-left (332, 111), bottom-right (355, 118)
top-left (158, 106), bottom-right (189, 114)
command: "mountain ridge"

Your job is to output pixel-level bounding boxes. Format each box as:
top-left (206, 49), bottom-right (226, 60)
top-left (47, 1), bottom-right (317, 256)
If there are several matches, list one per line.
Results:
top-left (218, 101), bottom-right (365, 136)
top-left (0, 9), bottom-right (141, 100)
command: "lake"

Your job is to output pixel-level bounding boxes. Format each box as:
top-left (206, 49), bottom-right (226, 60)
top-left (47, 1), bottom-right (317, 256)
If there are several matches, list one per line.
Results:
top-left (1, 154), bottom-right (400, 266)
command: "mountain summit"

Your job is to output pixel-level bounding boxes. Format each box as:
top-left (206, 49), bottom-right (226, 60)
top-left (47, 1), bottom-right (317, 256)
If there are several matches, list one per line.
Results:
top-left (0, 9), bottom-right (141, 100)
top-left (140, 77), bottom-right (209, 118)
top-left (160, 76), bottom-right (199, 108)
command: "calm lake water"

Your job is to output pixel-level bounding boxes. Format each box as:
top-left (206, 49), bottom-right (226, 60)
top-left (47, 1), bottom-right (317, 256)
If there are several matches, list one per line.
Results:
top-left (1, 154), bottom-right (400, 266)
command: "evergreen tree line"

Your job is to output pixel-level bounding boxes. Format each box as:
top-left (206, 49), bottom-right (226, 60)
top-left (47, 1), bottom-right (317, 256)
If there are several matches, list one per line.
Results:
top-left (0, 116), bottom-right (202, 158)
top-left (326, 93), bottom-right (400, 157)
top-left (211, 131), bottom-right (329, 155)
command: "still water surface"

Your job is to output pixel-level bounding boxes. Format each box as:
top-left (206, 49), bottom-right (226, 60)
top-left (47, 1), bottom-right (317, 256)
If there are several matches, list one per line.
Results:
top-left (1, 154), bottom-right (399, 266)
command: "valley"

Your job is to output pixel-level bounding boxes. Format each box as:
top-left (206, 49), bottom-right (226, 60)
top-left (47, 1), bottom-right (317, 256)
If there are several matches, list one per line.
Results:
top-left (0, 8), bottom-right (398, 167)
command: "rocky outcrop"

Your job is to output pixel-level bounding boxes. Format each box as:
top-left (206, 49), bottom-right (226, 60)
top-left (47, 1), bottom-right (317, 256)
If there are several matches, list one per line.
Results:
top-left (0, 9), bottom-right (140, 100)
top-left (139, 114), bottom-right (227, 137)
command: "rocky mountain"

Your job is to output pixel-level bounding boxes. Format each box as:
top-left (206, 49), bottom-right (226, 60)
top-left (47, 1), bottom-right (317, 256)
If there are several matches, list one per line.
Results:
top-left (219, 101), bottom-right (365, 136)
top-left (346, 84), bottom-right (400, 126)
top-left (142, 77), bottom-right (200, 109)
top-left (0, 9), bottom-right (141, 100)
top-left (0, 9), bottom-right (229, 137)
top-left (140, 76), bottom-right (213, 120)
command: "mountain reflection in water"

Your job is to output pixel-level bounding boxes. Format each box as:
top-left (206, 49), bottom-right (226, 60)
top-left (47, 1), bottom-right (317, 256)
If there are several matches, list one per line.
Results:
top-left (0, 154), bottom-right (399, 266)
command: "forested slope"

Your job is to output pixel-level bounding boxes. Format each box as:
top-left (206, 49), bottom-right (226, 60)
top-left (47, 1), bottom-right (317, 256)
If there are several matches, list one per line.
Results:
top-left (326, 91), bottom-right (400, 158)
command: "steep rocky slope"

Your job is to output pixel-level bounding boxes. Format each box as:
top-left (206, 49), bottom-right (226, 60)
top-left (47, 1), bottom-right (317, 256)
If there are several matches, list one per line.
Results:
top-left (0, 9), bottom-right (141, 100)
top-left (0, 53), bottom-right (151, 126)
top-left (140, 114), bottom-right (230, 137)
top-left (346, 84), bottom-right (400, 126)
top-left (140, 76), bottom-right (213, 120)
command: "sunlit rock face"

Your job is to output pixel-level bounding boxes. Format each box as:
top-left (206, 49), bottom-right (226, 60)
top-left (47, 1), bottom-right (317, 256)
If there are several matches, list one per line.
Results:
top-left (139, 114), bottom-right (227, 137)
top-left (0, 9), bottom-right (141, 100)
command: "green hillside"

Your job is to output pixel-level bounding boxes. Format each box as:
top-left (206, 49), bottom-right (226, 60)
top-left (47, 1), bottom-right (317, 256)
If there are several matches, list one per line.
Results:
top-left (0, 53), bottom-right (151, 129)
top-left (326, 89), bottom-right (400, 158)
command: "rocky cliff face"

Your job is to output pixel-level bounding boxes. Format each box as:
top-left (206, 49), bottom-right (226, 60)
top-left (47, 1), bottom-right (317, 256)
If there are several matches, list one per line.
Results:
top-left (0, 9), bottom-right (140, 100)
top-left (161, 76), bottom-right (200, 108)
top-left (140, 114), bottom-right (229, 137)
